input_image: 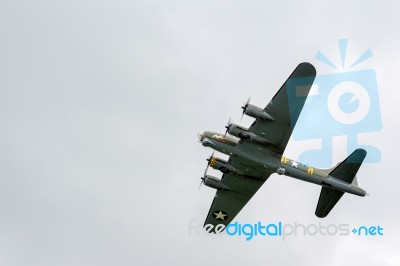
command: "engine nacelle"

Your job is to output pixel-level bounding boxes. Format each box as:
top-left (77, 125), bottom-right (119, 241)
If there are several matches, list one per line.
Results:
top-left (203, 175), bottom-right (230, 190)
top-left (244, 104), bottom-right (274, 121)
top-left (228, 124), bottom-right (275, 146)
top-left (209, 156), bottom-right (244, 175)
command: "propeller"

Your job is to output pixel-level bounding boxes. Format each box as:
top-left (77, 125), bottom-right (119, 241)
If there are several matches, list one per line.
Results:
top-left (241, 97), bottom-right (250, 120)
top-left (224, 117), bottom-right (232, 137)
top-left (199, 152), bottom-right (214, 188)
top-left (206, 151), bottom-right (215, 164)
top-left (199, 177), bottom-right (205, 189)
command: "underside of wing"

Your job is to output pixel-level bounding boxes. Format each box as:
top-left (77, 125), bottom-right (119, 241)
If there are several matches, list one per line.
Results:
top-left (248, 62), bottom-right (316, 154)
top-left (204, 190), bottom-right (255, 232)
top-left (203, 170), bottom-right (271, 233)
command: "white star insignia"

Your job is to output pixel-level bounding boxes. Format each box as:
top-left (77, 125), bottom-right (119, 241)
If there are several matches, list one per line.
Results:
top-left (291, 161), bottom-right (298, 168)
top-left (214, 211), bottom-right (227, 220)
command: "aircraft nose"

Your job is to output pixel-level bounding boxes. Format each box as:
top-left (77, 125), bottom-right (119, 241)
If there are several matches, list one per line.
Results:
top-left (198, 131), bottom-right (205, 141)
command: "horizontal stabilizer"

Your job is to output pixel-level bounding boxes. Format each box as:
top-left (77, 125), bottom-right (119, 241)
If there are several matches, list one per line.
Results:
top-left (329, 149), bottom-right (367, 183)
top-left (315, 188), bottom-right (344, 218)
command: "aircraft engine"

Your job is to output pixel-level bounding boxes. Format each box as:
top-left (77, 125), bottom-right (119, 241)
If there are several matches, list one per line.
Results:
top-left (202, 175), bottom-right (230, 190)
top-left (208, 156), bottom-right (244, 175)
top-left (227, 124), bottom-right (275, 146)
top-left (243, 104), bottom-right (274, 121)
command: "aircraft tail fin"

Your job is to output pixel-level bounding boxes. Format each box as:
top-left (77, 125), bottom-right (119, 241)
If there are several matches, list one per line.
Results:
top-left (315, 149), bottom-right (367, 218)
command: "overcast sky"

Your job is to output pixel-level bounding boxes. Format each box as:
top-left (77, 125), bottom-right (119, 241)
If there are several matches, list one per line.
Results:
top-left (1, 1), bottom-right (400, 265)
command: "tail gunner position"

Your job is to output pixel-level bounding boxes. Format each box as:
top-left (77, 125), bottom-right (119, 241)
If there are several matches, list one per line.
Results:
top-left (197, 63), bottom-right (368, 232)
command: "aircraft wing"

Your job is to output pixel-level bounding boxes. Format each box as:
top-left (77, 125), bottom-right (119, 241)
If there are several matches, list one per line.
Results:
top-left (203, 63), bottom-right (316, 232)
top-left (204, 158), bottom-right (273, 232)
top-left (247, 62), bottom-right (316, 154)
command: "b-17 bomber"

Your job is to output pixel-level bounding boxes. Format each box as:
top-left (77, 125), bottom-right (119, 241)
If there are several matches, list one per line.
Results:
top-left (198, 62), bottom-right (367, 232)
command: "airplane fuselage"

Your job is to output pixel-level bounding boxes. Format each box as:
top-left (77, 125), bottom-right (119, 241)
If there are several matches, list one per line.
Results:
top-left (198, 131), bottom-right (366, 197)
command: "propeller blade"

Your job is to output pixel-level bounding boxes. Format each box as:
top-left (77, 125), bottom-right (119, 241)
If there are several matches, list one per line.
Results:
top-left (241, 97), bottom-right (250, 120)
top-left (206, 151), bottom-right (215, 162)
top-left (200, 152), bottom-right (215, 189)
top-left (199, 177), bottom-right (205, 189)
top-left (204, 151), bottom-right (215, 176)
top-left (224, 117), bottom-right (232, 137)
top-left (203, 163), bottom-right (209, 177)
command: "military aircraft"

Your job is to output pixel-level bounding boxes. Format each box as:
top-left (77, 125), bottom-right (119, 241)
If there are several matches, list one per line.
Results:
top-left (198, 62), bottom-right (367, 232)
